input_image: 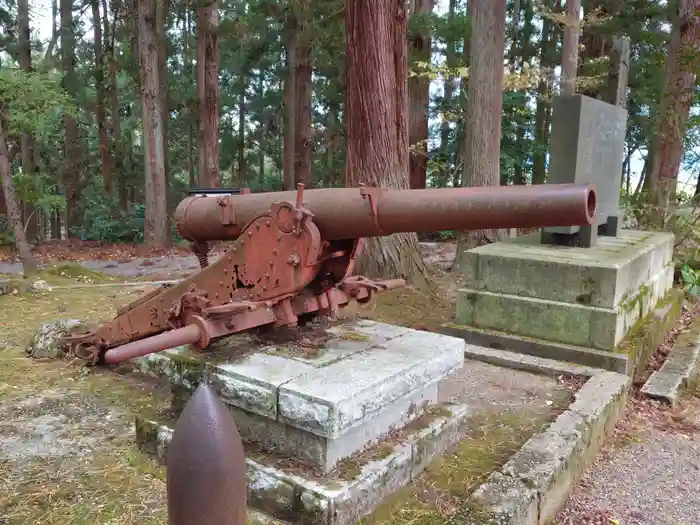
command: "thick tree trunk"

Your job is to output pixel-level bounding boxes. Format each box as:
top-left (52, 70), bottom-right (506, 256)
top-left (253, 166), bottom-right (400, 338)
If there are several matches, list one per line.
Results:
top-left (18, 0), bottom-right (39, 242)
top-left (408, 0), bottom-right (434, 189)
top-left (648, 0), bottom-right (700, 225)
top-left (196, 0), bottom-right (220, 188)
top-left (60, 0), bottom-right (81, 234)
top-left (283, 19), bottom-right (297, 190)
top-left (456, 0), bottom-right (507, 255)
top-left (294, 4), bottom-right (313, 188)
top-left (92, 0), bottom-right (114, 194)
top-left (138, 0), bottom-right (170, 247)
top-left (345, 0), bottom-right (429, 286)
top-left (0, 116), bottom-right (37, 275)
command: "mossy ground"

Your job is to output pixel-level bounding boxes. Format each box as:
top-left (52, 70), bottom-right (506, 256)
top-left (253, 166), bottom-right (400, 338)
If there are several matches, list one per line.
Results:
top-left (0, 262), bottom-right (550, 525)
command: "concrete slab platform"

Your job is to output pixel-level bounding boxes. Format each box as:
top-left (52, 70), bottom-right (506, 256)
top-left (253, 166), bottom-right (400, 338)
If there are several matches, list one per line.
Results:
top-left (133, 320), bottom-right (464, 473)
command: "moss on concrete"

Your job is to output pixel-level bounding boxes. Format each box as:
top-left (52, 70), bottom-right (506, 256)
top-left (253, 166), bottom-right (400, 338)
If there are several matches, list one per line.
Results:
top-left (361, 408), bottom-right (557, 525)
top-left (615, 288), bottom-right (684, 380)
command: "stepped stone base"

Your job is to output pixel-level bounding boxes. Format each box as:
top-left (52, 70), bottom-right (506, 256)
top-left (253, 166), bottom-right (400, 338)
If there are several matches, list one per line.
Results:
top-left (457, 229), bottom-right (674, 351)
top-left (134, 319), bottom-right (465, 474)
top-left (137, 402), bottom-right (472, 525)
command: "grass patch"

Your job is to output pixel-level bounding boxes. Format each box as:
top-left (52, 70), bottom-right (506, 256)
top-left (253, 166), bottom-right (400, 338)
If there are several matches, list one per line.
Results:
top-left (361, 408), bottom-right (557, 525)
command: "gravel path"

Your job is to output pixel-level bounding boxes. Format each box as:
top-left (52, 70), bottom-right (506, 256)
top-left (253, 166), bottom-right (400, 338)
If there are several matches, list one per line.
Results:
top-left (556, 395), bottom-right (700, 525)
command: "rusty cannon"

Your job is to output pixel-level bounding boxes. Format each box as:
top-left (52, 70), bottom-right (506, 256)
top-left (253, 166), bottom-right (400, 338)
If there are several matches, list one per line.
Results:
top-left (62, 182), bottom-right (597, 365)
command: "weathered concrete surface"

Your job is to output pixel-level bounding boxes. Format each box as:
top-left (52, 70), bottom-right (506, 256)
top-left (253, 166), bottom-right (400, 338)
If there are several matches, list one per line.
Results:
top-left (446, 289), bottom-right (684, 379)
top-left (135, 320), bottom-right (464, 473)
top-left (456, 230), bottom-right (674, 351)
top-left (441, 323), bottom-right (629, 374)
top-left (138, 403), bottom-right (471, 525)
top-left (455, 371), bottom-right (630, 525)
top-left (136, 357), bottom-right (573, 525)
top-left (642, 318), bottom-right (700, 407)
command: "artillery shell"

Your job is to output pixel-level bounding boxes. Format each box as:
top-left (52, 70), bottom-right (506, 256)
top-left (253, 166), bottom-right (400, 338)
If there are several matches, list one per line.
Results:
top-left (167, 383), bottom-right (247, 525)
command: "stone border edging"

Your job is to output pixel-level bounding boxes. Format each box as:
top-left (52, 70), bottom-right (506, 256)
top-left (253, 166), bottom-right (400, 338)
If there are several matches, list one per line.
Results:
top-left (641, 319), bottom-right (700, 407)
top-left (452, 370), bottom-right (630, 525)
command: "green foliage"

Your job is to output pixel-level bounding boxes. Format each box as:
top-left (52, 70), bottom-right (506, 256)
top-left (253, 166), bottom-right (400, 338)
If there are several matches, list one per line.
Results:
top-left (0, 69), bottom-right (73, 135)
top-left (73, 201), bottom-right (147, 244)
top-left (681, 264), bottom-right (700, 297)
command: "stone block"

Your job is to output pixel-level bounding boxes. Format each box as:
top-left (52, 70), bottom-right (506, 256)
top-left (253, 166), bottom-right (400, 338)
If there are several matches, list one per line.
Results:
top-left (135, 402), bottom-right (473, 525)
top-left (641, 319), bottom-right (700, 406)
top-left (134, 320), bottom-right (465, 473)
top-left (543, 94), bottom-right (628, 236)
top-left (459, 370), bottom-right (630, 525)
top-left (460, 230), bottom-right (673, 308)
top-left (456, 230), bottom-right (675, 351)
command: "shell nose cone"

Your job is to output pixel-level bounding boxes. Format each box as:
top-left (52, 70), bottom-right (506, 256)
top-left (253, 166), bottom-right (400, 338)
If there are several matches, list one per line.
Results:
top-left (167, 383), bottom-right (247, 525)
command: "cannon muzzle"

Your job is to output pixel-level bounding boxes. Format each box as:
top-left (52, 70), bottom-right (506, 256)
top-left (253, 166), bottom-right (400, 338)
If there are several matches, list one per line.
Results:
top-left (174, 183), bottom-right (597, 243)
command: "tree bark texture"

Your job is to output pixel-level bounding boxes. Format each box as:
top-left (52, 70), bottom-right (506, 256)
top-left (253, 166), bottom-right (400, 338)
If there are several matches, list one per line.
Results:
top-left (60, 0), bottom-right (82, 234)
top-left (408, 0), bottom-right (434, 189)
top-left (18, 0), bottom-right (39, 242)
top-left (283, 18), bottom-right (297, 190)
top-left (92, 0), bottom-right (114, 194)
top-left (345, 0), bottom-right (429, 286)
top-left (532, 0), bottom-right (555, 184)
top-left (457, 0), bottom-right (507, 253)
top-left (196, 0), bottom-right (221, 188)
top-left (294, 3), bottom-right (313, 188)
top-left (0, 115), bottom-right (37, 275)
top-left (462, 0), bottom-right (506, 226)
top-left (138, 0), bottom-right (170, 247)
top-left (560, 0), bottom-right (581, 96)
top-left (439, 0), bottom-right (456, 165)
top-left (648, 0), bottom-right (700, 224)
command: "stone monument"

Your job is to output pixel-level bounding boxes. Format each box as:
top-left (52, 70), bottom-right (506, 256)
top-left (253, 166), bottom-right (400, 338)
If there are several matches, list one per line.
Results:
top-left (450, 38), bottom-right (679, 376)
top-left (540, 93), bottom-right (627, 247)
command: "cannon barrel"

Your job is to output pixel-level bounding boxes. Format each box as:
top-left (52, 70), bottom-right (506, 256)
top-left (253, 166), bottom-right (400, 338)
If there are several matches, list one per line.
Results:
top-left (174, 183), bottom-right (597, 243)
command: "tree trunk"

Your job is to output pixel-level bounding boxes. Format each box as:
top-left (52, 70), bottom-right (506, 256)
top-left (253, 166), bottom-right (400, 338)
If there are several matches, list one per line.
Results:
top-left (456, 0), bottom-right (507, 255)
top-left (60, 0), bottom-right (81, 234)
top-left (196, 0), bottom-right (220, 188)
top-left (138, 0), bottom-right (170, 247)
top-left (18, 0), bottom-right (39, 243)
top-left (238, 82), bottom-right (246, 183)
top-left (408, 0), bottom-right (434, 189)
top-left (647, 0), bottom-right (699, 225)
top-left (560, 0), bottom-right (581, 95)
top-left (345, 0), bottom-right (429, 287)
top-left (439, 0), bottom-right (456, 166)
top-left (0, 115), bottom-right (37, 275)
top-left (283, 18), bottom-right (297, 190)
top-left (294, 4), bottom-right (313, 188)
top-left (532, 0), bottom-right (554, 184)
top-left (91, 0), bottom-right (114, 194)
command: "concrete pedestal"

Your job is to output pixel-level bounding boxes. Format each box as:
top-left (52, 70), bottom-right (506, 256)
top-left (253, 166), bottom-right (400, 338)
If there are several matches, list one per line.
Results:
top-left (455, 230), bottom-right (674, 352)
top-left (133, 320), bottom-right (470, 525)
